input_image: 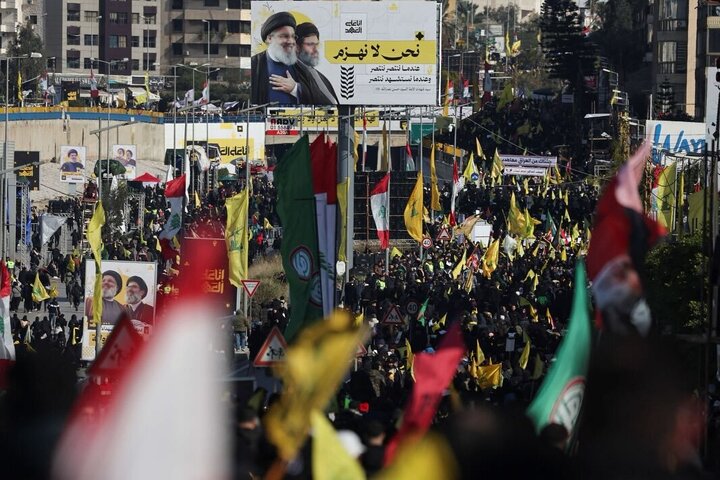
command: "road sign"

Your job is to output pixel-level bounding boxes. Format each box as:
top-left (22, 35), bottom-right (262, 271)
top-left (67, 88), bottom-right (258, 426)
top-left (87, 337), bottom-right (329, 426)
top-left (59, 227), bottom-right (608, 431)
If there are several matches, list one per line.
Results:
top-left (89, 316), bottom-right (143, 377)
top-left (356, 343), bottom-right (368, 357)
top-left (241, 279), bottom-right (261, 297)
top-left (406, 300), bottom-right (419, 316)
top-left (382, 305), bottom-right (405, 325)
top-left (421, 237), bottom-right (433, 249)
top-left (253, 326), bottom-right (288, 367)
top-left (437, 225), bottom-right (451, 242)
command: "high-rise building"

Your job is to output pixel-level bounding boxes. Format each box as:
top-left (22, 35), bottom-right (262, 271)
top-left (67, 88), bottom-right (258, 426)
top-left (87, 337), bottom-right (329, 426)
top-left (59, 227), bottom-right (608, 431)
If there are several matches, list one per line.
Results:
top-left (45, 0), bottom-right (161, 79)
top-left (161, 0), bottom-right (251, 78)
top-left (1, 0), bottom-right (42, 55)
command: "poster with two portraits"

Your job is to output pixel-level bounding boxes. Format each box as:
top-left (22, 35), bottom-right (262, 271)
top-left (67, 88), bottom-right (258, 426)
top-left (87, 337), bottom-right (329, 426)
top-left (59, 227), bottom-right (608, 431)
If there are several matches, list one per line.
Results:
top-left (250, 1), bottom-right (439, 106)
top-left (60, 144), bottom-right (137, 183)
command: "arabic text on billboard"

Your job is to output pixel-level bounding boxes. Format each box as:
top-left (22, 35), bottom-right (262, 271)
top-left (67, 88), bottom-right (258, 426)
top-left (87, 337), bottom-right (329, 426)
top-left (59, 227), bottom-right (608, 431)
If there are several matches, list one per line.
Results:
top-left (250, 1), bottom-right (438, 106)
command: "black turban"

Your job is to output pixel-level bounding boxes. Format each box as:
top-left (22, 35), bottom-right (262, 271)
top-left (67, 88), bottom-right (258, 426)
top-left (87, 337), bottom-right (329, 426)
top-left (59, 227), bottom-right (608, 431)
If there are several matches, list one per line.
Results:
top-left (295, 22), bottom-right (320, 43)
top-left (102, 270), bottom-right (122, 289)
top-left (261, 12), bottom-right (296, 41)
top-left (127, 275), bottom-right (148, 295)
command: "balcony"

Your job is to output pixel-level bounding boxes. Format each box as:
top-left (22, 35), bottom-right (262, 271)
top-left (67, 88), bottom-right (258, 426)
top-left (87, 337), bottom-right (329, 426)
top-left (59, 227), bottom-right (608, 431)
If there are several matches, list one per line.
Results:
top-left (658, 18), bottom-right (688, 32)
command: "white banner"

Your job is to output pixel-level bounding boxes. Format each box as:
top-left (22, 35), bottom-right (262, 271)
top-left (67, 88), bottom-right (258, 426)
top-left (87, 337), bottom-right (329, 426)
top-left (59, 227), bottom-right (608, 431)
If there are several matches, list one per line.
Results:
top-left (164, 122), bottom-right (266, 164)
top-left (504, 166), bottom-right (548, 177)
top-left (251, 1), bottom-right (439, 106)
top-left (112, 144), bottom-right (137, 179)
top-left (500, 155), bottom-right (557, 168)
top-left (40, 214), bottom-right (68, 246)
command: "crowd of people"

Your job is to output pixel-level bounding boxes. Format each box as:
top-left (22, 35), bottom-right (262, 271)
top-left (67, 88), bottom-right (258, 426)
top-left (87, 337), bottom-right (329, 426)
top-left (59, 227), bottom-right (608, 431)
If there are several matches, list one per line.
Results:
top-left (1, 134), bottom-right (720, 479)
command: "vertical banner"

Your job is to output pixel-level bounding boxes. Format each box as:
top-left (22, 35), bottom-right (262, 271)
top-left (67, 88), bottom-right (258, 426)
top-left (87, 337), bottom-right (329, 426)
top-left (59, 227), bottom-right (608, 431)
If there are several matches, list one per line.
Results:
top-left (251, 1), bottom-right (438, 106)
top-left (60, 146), bottom-right (86, 183)
top-left (15, 151), bottom-right (40, 190)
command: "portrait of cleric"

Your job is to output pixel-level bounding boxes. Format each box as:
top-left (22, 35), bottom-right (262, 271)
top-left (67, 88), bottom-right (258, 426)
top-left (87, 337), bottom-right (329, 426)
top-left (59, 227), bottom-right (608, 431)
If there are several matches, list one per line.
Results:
top-left (251, 12), bottom-right (338, 105)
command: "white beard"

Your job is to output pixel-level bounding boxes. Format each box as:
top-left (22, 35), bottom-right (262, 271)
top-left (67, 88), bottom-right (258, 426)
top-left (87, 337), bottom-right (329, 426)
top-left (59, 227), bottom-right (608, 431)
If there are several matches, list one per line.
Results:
top-left (298, 50), bottom-right (319, 67)
top-left (102, 286), bottom-right (117, 300)
top-left (268, 41), bottom-right (297, 66)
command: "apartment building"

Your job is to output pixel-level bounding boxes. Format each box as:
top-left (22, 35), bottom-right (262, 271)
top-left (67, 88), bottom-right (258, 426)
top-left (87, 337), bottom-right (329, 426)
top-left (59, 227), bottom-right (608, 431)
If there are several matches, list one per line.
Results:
top-left (0, 0), bottom-right (43, 55)
top-left (45, 0), bottom-right (161, 80)
top-left (162, 0), bottom-right (251, 79)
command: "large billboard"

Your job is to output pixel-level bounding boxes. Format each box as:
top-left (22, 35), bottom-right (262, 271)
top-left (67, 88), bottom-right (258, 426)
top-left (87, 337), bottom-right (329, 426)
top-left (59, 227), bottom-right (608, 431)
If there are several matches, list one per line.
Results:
top-left (164, 122), bottom-right (266, 164)
top-left (251, 1), bottom-right (439, 106)
top-left (112, 144), bottom-right (137, 179)
top-left (645, 120), bottom-right (706, 164)
top-left (59, 145), bottom-right (86, 183)
top-left (84, 260), bottom-right (158, 327)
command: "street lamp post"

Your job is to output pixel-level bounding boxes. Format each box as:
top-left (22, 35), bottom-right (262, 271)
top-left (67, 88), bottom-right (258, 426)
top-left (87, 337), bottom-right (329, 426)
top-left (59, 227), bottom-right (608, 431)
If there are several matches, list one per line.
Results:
top-left (92, 57), bottom-right (128, 200)
top-left (1, 52), bottom-right (42, 261)
top-left (202, 20), bottom-right (211, 157)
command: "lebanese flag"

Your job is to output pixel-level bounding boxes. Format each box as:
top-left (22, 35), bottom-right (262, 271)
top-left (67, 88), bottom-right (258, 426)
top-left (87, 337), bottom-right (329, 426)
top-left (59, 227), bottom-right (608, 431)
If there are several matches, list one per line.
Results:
top-left (311, 134), bottom-right (338, 317)
top-left (159, 174), bottom-right (186, 241)
top-left (404, 142), bottom-right (415, 171)
top-left (53, 243), bottom-right (231, 480)
top-left (449, 159), bottom-right (464, 226)
top-left (447, 79), bottom-right (454, 101)
top-left (371, 173), bottom-right (390, 249)
top-left (90, 68), bottom-right (98, 98)
top-left (0, 260), bottom-right (15, 388)
top-left (462, 76), bottom-right (470, 99)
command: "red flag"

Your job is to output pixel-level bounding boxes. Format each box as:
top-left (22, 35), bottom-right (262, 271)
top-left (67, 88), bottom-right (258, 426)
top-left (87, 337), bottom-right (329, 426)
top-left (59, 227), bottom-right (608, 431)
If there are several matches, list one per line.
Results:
top-left (385, 322), bottom-right (465, 464)
top-left (0, 260), bottom-right (15, 388)
top-left (310, 134), bottom-right (337, 204)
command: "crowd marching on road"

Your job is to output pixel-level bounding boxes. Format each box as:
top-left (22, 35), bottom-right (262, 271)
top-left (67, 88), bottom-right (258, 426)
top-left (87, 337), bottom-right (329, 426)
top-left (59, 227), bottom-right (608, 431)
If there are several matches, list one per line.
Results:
top-left (0, 114), bottom-right (719, 479)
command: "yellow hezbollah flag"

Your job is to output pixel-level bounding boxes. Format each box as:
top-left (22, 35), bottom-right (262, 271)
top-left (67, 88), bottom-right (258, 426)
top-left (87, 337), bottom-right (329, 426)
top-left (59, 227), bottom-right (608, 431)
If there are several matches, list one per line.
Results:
top-left (462, 152), bottom-right (479, 186)
top-left (656, 161), bottom-right (677, 229)
top-left (265, 311), bottom-right (368, 461)
top-left (312, 410), bottom-right (365, 480)
top-left (87, 203), bottom-right (106, 325)
top-left (263, 217), bottom-right (273, 230)
top-left (481, 239), bottom-right (500, 278)
top-left (475, 137), bottom-right (485, 160)
top-left (32, 273), bottom-right (50, 303)
top-left (337, 179), bottom-right (348, 262)
top-left (492, 148), bottom-right (504, 179)
top-left (379, 121), bottom-right (389, 171)
top-left (475, 339), bottom-right (486, 365)
top-left (390, 246), bottom-right (403, 259)
top-left (452, 250), bottom-right (466, 279)
top-left (429, 147), bottom-right (442, 211)
top-left (404, 172), bottom-right (424, 242)
top-left (519, 332), bottom-right (531, 369)
top-left (477, 363), bottom-right (504, 389)
top-left (225, 189), bottom-right (249, 287)
top-left (375, 433), bottom-right (459, 480)
top-left (508, 192), bottom-right (528, 237)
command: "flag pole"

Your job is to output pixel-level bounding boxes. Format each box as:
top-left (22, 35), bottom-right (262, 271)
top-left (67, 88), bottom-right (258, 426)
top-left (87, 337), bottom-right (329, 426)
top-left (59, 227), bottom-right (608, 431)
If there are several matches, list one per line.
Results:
top-left (385, 114), bottom-right (391, 276)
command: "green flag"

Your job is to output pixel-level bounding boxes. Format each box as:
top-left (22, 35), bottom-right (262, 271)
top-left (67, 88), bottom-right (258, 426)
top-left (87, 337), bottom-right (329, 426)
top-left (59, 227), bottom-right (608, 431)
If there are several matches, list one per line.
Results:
top-left (416, 298), bottom-right (429, 326)
top-left (275, 135), bottom-right (323, 340)
top-left (526, 260), bottom-right (591, 436)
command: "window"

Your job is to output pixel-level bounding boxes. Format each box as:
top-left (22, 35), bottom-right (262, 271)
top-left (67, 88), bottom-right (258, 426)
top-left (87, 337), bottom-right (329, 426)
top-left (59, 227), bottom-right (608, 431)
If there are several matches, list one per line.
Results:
top-left (241, 21), bottom-right (251, 34)
top-left (84, 34), bottom-right (99, 46)
top-left (172, 42), bottom-right (183, 56)
top-left (710, 29), bottom-right (720, 53)
top-left (209, 20), bottom-right (220, 32)
top-left (132, 13), bottom-right (140, 24)
top-left (112, 61), bottom-right (128, 72)
top-left (109, 35), bottom-right (127, 48)
top-left (67, 4), bottom-right (80, 21)
top-left (109, 12), bottom-right (129, 24)
top-left (131, 36), bottom-right (139, 47)
top-left (143, 34), bottom-right (156, 48)
top-left (227, 20), bottom-right (240, 33)
top-left (240, 45), bottom-right (250, 57)
top-left (85, 11), bottom-right (98, 22)
top-left (29, 15), bottom-right (37, 25)
top-left (205, 0), bottom-right (219, 6)
top-left (84, 58), bottom-right (93, 69)
top-left (172, 0), bottom-right (184, 9)
top-left (203, 44), bottom-right (220, 55)
top-left (658, 41), bottom-right (676, 62)
top-left (67, 58), bottom-right (80, 68)
top-left (67, 34), bottom-right (80, 45)
top-left (660, 0), bottom-right (688, 19)
top-left (227, 44), bottom-right (240, 57)
top-left (132, 59), bottom-right (140, 70)
top-left (172, 19), bottom-right (183, 32)
top-left (143, 54), bottom-right (157, 71)
top-left (228, 0), bottom-right (241, 9)
top-left (143, 15), bottom-right (156, 24)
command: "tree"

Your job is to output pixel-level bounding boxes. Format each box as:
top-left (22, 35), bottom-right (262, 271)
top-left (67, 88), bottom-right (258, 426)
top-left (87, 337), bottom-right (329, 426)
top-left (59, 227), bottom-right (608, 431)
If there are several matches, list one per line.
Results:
top-left (539, 0), bottom-right (596, 90)
top-left (7, 25), bottom-right (45, 104)
top-left (592, 0), bottom-right (646, 84)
